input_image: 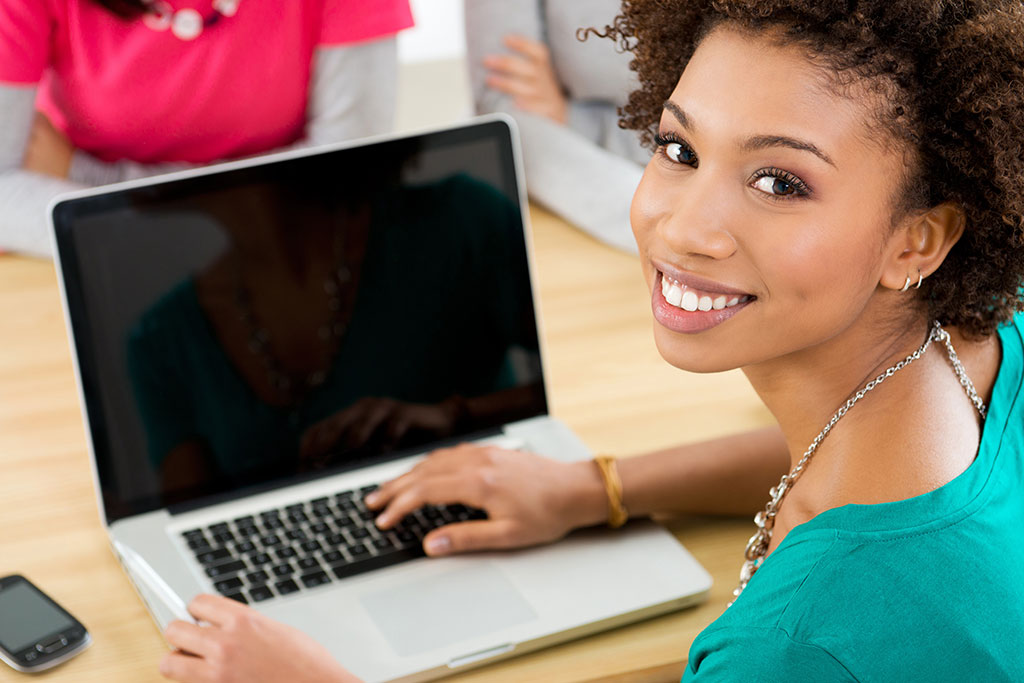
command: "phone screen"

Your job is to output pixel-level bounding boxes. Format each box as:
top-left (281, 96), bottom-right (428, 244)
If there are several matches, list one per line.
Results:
top-left (0, 582), bottom-right (75, 654)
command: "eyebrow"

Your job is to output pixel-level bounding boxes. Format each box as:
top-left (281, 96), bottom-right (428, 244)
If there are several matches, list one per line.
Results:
top-left (662, 100), bottom-right (837, 168)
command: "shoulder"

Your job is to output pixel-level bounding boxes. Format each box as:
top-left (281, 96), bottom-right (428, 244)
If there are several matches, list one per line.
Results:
top-left (685, 624), bottom-right (856, 682)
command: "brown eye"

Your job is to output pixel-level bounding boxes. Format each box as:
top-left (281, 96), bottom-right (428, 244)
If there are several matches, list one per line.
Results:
top-left (665, 142), bottom-right (697, 166)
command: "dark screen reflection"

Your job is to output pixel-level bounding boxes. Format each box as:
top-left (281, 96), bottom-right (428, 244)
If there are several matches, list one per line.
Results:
top-left (124, 145), bottom-right (544, 505)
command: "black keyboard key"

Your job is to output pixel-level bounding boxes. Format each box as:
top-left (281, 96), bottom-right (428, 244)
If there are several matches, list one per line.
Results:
top-left (311, 497), bottom-right (329, 506)
top-left (271, 562), bottom-right (294, 577)
top-left (251, 552), bottom-right (272, 566)
top-left (300, 571), bottom-right (331, 588)
top-left (245, 570), bottom-right (269, 585)
top-left (249, 585), bottom-right (274, 602)
top-left (275, 579), bottom-right (300, 596)
top-left (309, 522), bottom-right (330, 535)
top-left (260, 510), bottom-right (280, 520)
top-left (235, 541), bottom-right (256, 554)
top-left (300, 540), bottom-right (322, 553)
top-left (276, 547), bottom-right (297, 560)
top-left (196, 547), bottom-right (232, 565)
top-left (350, 527), bottom-right (370, 540)
top-left (287, 511), bottom-right (309, 524)
top-left (259, 534), bottom-right (283, 547)
top-left (396, 530), bottom-right (417, 544)
top-left (310, 506), bottom-right (332, 518)
top-left (360, 485), bottom-right (377, 496)
top-left (331, 548), bottom-right (423, 581)
top-left (325, 533), bottom-right (346, 547)
top-left (335, 491), bottom-right (355, 502)
top-left (262, 518), bottom-right (284, 530)
top-left (212, 531), bottom-right (236, 545)
top-left (233, 515), bottom-right (255, 526)
top-left (224, 592), bottom-right (248, 604)
top-left (348, 543), bottom-right (370, 558)
top-left (187, 538), bottom-right (213, 551)
top-left (285, 503), bottom-right (305, 513)
top-left (285, 529), bottom-right (308, 542)
top-left (209, 522), bottom-right (230, 533)
top-left (372, 537), bottom-right (393, 551)
top-left (205, 560), bottom-right (246, 578)
top-left (322, 550), bottom-right (345, 565)
top-left (236, 525), bottom-right (260, 538)
top-left (297, 557), bottom-right (321, 572)
top-left (214, 577), bottom-right (243, 593)
top-left (183, 528), bottom-right (205, 538)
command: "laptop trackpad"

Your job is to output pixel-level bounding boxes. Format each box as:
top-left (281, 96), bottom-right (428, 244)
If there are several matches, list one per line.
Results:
top-left (359, 563), bottom-right (537, 657)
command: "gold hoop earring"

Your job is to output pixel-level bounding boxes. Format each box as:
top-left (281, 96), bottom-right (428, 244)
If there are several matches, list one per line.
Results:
top-left (899, 275), bottom-right (913, 293)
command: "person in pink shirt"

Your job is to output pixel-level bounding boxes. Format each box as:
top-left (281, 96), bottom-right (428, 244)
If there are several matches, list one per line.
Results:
top-left (0, 0), bottom-right (413, 256)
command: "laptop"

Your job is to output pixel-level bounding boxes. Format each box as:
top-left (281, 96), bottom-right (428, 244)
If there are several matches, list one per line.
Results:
top-left (48, 116), bottom-right (712, 682)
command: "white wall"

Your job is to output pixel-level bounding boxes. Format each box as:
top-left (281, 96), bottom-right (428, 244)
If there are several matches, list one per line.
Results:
top-left (394, 0), bottom-right (473, 131)
top-left (398, 0), bottom-right (466, 64)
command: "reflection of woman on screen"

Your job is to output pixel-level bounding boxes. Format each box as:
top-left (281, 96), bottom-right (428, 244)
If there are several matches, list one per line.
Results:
top-left (126, 167), bottom-right (541, 503)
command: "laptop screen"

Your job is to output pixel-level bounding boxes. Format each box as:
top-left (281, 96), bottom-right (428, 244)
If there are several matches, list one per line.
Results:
top-left (52, 120), bottom-right (547, 523)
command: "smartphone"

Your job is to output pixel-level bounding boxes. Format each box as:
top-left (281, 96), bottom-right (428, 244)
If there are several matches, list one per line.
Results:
top-left (0, 575), bottom-right (91, 673)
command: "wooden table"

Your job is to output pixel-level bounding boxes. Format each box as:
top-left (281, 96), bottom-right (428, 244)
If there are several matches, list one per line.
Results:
top-left (0, 206), bottom-right (773, 683)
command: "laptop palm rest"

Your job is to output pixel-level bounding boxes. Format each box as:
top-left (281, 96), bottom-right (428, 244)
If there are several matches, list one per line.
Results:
top-left (358, 563), bottom-right (537, 657)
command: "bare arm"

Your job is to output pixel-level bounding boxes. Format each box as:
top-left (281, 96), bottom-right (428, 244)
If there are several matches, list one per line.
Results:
top-left (564, 426), bottom-right (791, 530)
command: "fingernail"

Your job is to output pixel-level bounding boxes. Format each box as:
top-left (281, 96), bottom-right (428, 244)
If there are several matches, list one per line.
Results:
top-left (375, 513), bottom-right (389, 528)
top-left (365, 492), bottom-right (379, 506)
top-left (426, 536), bottom-right (451, 555)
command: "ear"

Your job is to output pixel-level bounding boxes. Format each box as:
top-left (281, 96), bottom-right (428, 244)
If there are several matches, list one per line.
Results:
top-left (880, 203), bottom-right (965, 291)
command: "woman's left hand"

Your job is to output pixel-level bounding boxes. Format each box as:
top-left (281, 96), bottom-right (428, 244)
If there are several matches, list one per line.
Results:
top-left (484, 34), bottom-right (568, 124)
top-left (159, 594), bottom-right (362, 683)
top-left (22, 113), bottom-right (74, 179)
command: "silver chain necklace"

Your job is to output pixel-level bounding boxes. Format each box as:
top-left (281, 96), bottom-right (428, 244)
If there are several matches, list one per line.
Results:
top-left (730, 321), bottom-right (987, 605)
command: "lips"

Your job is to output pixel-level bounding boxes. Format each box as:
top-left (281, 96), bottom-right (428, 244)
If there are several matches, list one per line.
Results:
top-left (651, 268), bottom-right (755, 334)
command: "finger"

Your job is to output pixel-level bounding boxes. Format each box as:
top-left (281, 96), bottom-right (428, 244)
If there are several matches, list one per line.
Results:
top-left (345, 402), bottom-right (394, 449)
top-left (423, 519), bottom-right (521, 556)
top-left (366, 445), bottom-right (470, 509)
top-left (503, 34), bottom-right (549, 62)
top-left (159, 651), bottom-right (211, 682)
top-left (375, 475), bottom-right (478, 529)
top-left (164, 620), bottom-right (216, 657)
top-left (482, 54), bottom-right (536, 78)
top-left (485, 73), bottom-right (536, 98)
top-left (187, 593), bottom-right (249, 627)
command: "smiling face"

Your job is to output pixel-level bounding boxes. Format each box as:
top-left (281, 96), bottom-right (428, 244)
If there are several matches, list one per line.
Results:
top-left (631, 24), bottom-right (919, 374)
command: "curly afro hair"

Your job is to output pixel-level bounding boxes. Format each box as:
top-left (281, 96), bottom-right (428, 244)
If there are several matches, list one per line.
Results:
top-left (592, 0), bottom-right (1024, 338)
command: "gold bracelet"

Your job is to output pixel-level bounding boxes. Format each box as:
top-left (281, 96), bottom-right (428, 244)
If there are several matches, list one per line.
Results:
top-left (593, 455), bottom-right (629, 528)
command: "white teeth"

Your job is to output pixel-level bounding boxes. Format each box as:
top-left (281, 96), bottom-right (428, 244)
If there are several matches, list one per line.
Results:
top-left (666, 283), bottom-right (683, 306)
top-left (660, 272), bottom-right (751, 312)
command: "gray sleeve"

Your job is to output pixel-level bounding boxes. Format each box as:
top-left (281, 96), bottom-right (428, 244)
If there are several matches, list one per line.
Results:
top-left (305, 38), bottom-right (398, 145)
top-left (464, 0), bottom-right (643, 253)
top-left (0, 86), bottom-right (84, 258)
top-left (68, 38), bottom-right (399, 187)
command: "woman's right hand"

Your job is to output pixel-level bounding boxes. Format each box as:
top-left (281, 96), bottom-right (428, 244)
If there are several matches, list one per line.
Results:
top-left (365, 444), bottom-right (607, 556)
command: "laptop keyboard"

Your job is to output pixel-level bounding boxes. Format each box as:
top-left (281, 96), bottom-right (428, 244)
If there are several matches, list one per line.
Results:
top-left (180, 485), bottom-right (487, 604)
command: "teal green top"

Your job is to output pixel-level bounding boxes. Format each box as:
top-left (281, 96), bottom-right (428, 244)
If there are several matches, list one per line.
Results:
top-left (684, 313), bottom-right (1024, 682)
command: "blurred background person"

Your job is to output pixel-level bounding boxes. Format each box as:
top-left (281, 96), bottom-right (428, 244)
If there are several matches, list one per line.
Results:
top-left (0, 0), bottom-right (412, 257)
top-left (465, 0), bottom-right (646, 253)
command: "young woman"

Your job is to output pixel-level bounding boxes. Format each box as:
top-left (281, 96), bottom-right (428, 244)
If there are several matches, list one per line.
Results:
top-left (157, 1), bottom-right (1024, 680)
top-left (0, 0), bottom-right (412, 257)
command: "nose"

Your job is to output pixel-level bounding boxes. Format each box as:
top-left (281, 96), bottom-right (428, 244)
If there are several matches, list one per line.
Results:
top-left (653, 175), bottom-right (738, 261)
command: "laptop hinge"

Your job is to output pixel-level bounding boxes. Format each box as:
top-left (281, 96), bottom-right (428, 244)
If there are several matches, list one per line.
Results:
top-left (447, 643), bottom-right (515, 669)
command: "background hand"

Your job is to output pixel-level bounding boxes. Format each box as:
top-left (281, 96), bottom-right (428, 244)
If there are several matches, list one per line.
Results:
top-left (299, 397), bottom-right (462, 466)
top-left (22, 113), bottom-right (74, 178)
top-left (483, 34), bottom-right (569, 124)
top-left (160, 594), bottom-right (361, 683)
top-left (366, 444), bottom-right (603, 555)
